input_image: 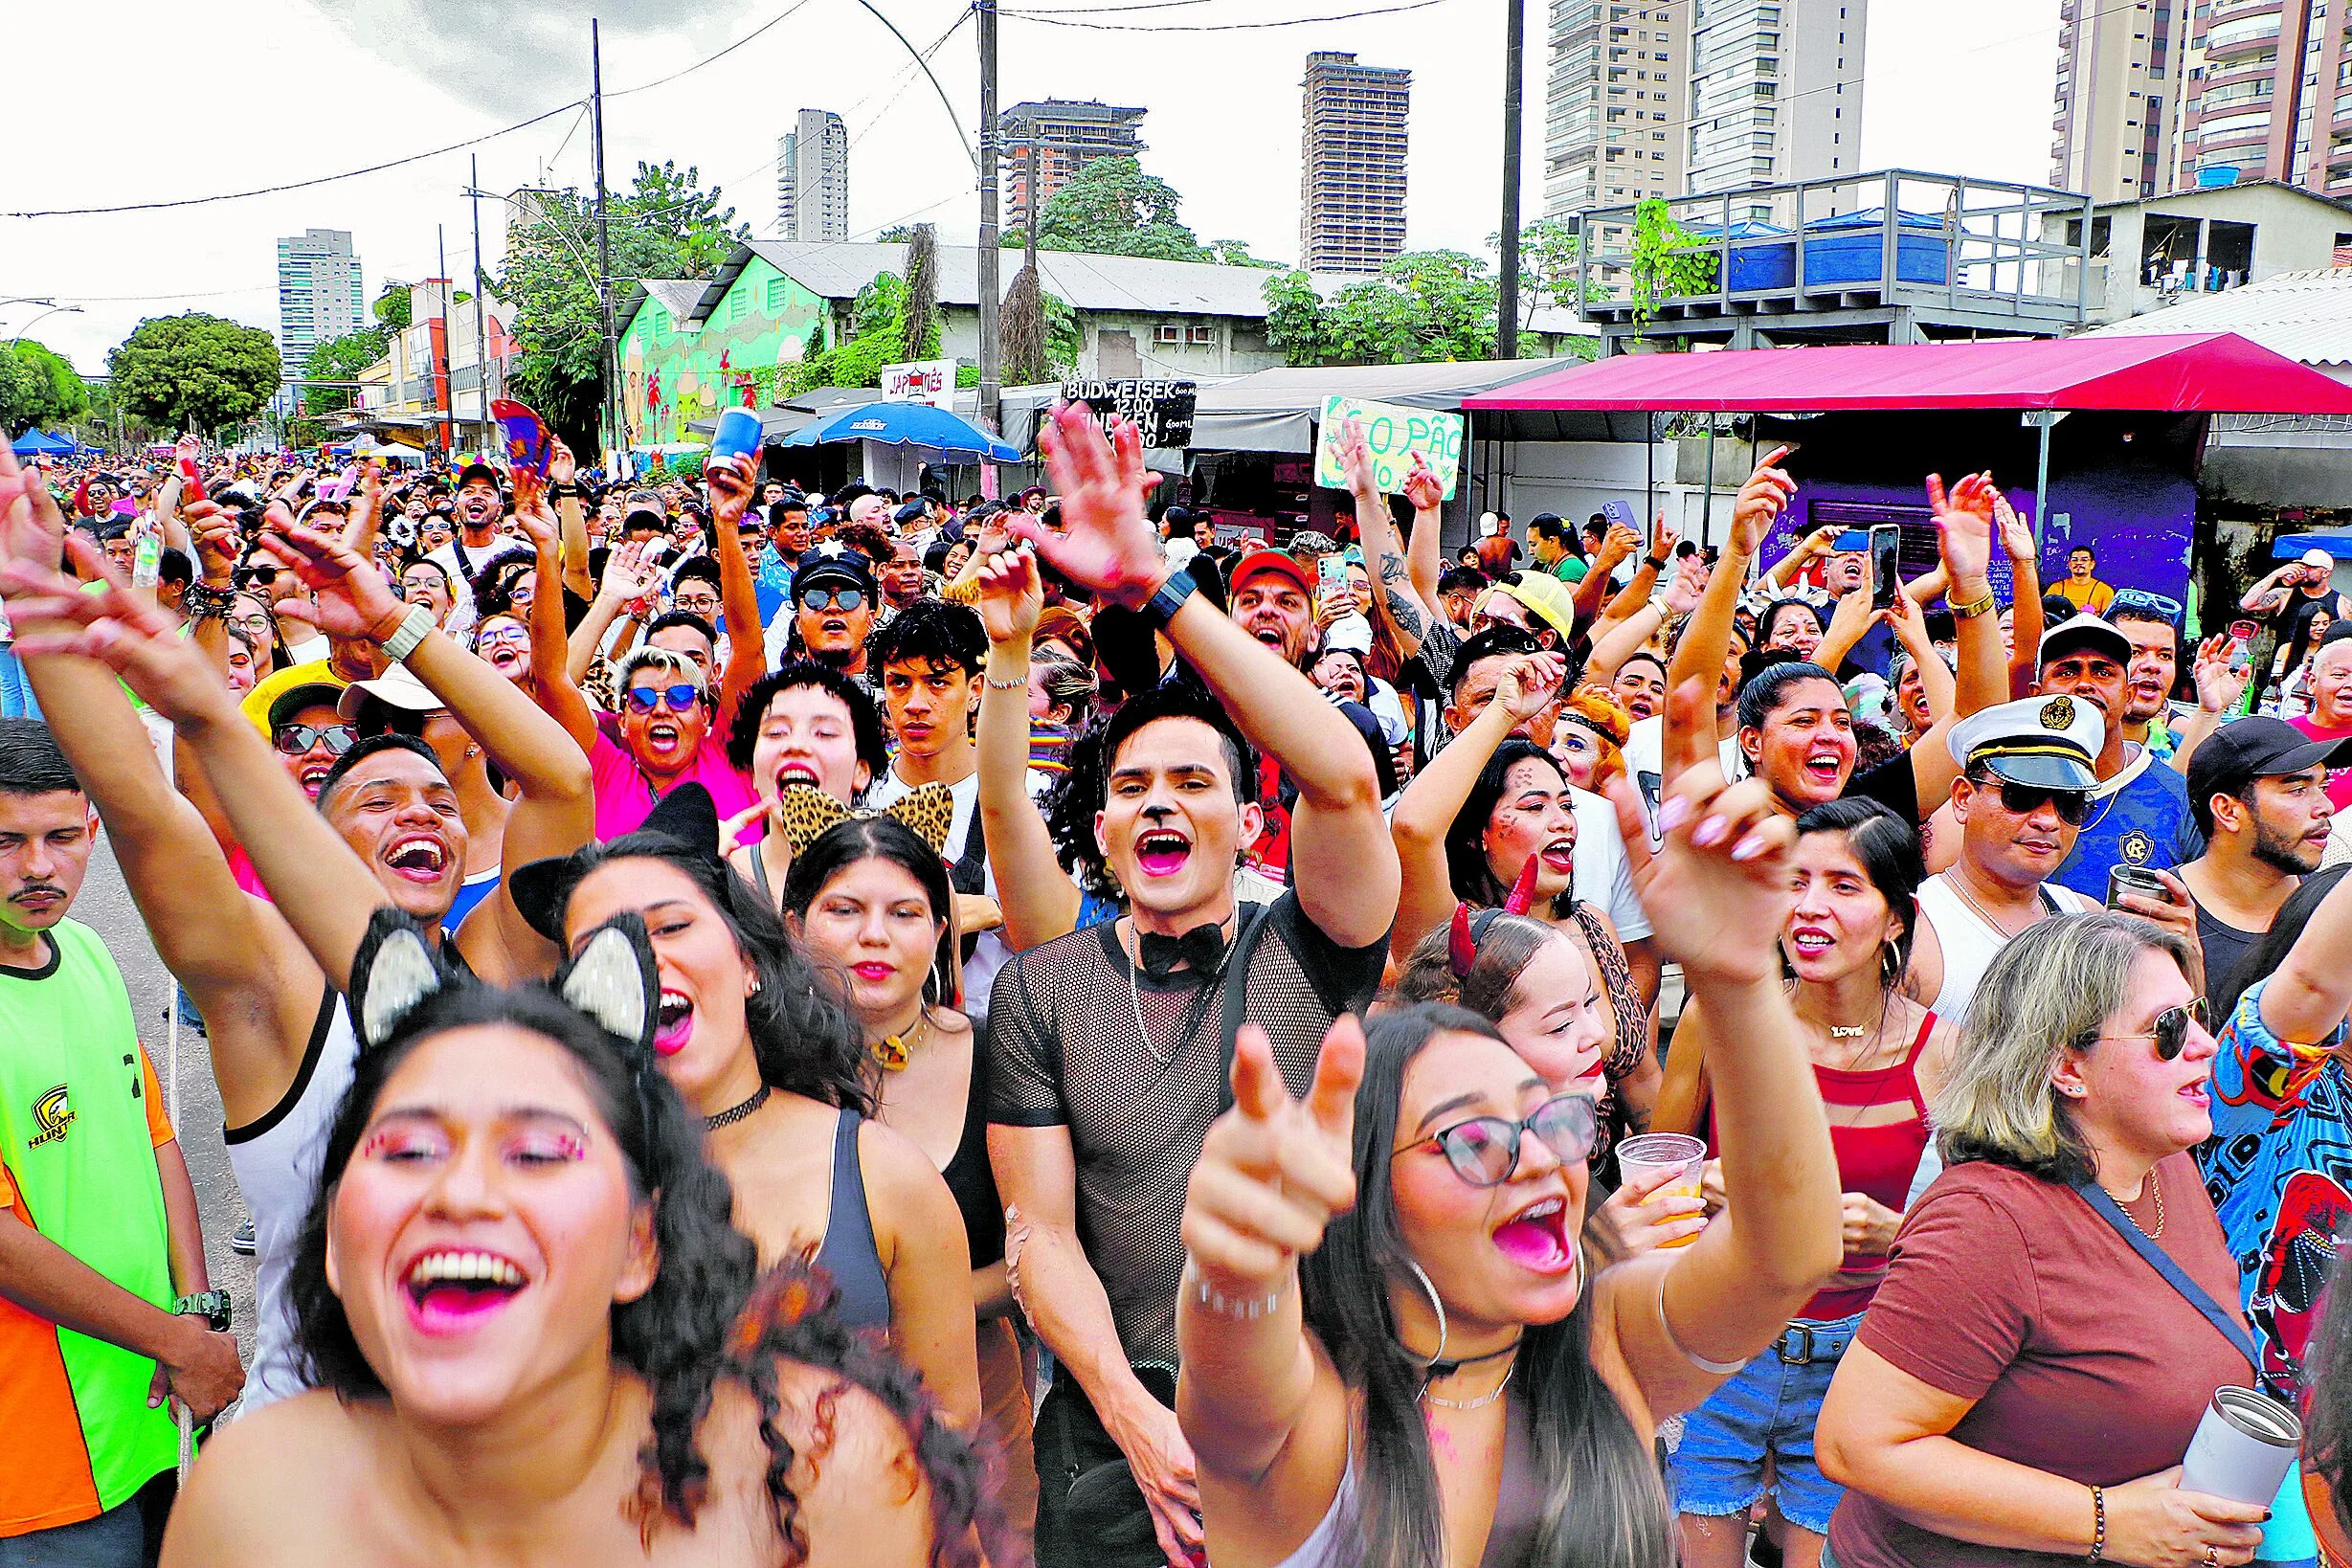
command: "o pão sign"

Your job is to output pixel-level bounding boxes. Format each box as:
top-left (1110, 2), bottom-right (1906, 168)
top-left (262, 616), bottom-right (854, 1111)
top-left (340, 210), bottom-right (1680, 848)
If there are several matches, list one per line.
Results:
top-left (1312, 395), bottom-right (1464, 500)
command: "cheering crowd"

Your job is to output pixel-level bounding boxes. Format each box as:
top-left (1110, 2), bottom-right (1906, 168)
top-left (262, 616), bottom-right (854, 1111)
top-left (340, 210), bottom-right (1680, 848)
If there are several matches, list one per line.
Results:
top-left (11, 406), bottom-right (2352, 1568)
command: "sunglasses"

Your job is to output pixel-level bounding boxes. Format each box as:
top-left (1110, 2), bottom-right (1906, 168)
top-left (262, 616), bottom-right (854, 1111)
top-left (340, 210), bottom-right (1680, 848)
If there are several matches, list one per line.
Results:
top-left (2111, 590), bottom-right (2184, 617)
top-left (273, 723), bottom-right (356, 756)
top-left (1988, 778), bottom-right (2091, 826)
top-left (2093, 997), bottom-right (2209, 1061)
top-left (1393, 1092), bottom-right (1599, 1187)
top-left (624, 683), bottom-right (705, 715)
top-left (799, 586), bottom-right (865, 612)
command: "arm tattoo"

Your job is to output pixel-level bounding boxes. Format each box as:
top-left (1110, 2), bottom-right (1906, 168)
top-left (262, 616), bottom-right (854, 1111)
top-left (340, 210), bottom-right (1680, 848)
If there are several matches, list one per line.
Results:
top-left (1378, 552), bottom-right (1407, 586)
top-left (1384, 585), bottom-right (1426, 641)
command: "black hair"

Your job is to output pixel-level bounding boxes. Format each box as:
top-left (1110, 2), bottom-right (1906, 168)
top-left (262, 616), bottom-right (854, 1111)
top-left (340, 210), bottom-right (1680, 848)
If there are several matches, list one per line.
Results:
top-left (922, 538), bottom-right (957, 575)
top-left (669, 556), bottom-right (723, 594)
top-left (726, 660), bottom-right (889, 783)
top-left (1528, 514), bottom-right (1567, 542)
top-left (1615, 648), bottom-right (1667, 681)
top-left (1444, 739), bottom-right (1572, 920)
top-left (0, 718), bottom-right (79, 797)
top-left (1735, 660), bottom-right (1840, 733)
top-left (288, 980), bottom-right (754, 1527)
top-left (316, 733), bottom-right (445, 810)
top-left (158, 547), bottom-right (193, 588)
top-left (2107, 599), bottom-right (2177, 643)
top-left (1448, 624), bottom-right (1545, 706)
top-left (1793, 797), bottom-right (1924, 985)
top-left (1099, 677), bottom-right (1257, 807)
top-left (1300, 1003), bottom-right (1671, 1568)
top-left (2215, 863), bottom-right (2351, 1024)
top-left (551, 833), bottom-right (873, 1113)
top-left (767, 497), bottom-right (808, 525)
top-left (2305, 1253), bottom-right (2352, 1543)
top-left (1757, 597), bottom-right (1826, 650)
top-left (864, 598), bottom-right (987, 680)
top-left (778, 818), bottom-right (959, 1012)
top-left (1437, 565), bottom-right (1490, 598)
top-left (645, 610), bottom-right (718, 650)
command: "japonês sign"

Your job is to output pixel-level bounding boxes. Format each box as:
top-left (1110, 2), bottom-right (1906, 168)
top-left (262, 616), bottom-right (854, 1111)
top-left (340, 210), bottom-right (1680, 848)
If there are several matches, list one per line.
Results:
top-left (880, 360), bottom-right (956, 406)
top-left (1310, 395), bottom-right (1464, 500)
top-left (1059, 378), bottom-right (1198, 449)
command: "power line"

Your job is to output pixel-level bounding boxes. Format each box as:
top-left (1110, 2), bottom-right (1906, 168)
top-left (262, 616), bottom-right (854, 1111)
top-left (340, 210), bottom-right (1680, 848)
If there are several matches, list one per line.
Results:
top-left (999, 0), bottom-right (1456, 28)
top-left (605, 0), bottom-right (821, 98)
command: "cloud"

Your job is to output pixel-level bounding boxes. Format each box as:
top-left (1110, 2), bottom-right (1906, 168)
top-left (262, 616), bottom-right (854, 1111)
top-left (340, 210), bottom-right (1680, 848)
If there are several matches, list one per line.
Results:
top-left (306, 0), bottom-right (755, 118)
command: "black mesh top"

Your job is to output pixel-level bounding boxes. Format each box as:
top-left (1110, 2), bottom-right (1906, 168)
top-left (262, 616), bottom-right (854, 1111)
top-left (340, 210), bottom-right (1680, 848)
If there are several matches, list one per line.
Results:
top-left (987, 892), bottom-right (1387, 1368)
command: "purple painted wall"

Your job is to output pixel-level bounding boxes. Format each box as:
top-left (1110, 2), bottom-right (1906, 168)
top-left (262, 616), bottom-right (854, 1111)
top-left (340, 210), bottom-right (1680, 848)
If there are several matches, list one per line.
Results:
top-left (1751, 410), bottom-right (2204, 605)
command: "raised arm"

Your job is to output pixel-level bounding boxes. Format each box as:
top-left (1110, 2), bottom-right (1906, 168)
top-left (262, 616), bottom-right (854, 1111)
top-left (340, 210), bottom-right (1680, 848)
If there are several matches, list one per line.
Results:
top-left (974, 546), bottom-right (1082, 948)
top-left (1176, 1018), bottom-right (1359, 1519)
top-left (1570, 522), bottom-right (1641, 626)
top-left (2242, 560), bottom-right (2300, 615)
top-left (511, 488), bottom-right (597, 747)
top-left (1768, 524), bottom-right (1839, 592)
top-left (1994, 489), bottom-right (2044, 699)
top-left (1385, 652), bottom-right (1564, 963)
top-left (1899, 474), bottom-right (2005, 821)
top-left (547, 440), bottom-right (594, 604)
top-left (262, 514), bottom-right (592, 980)
top-left (1402, 454), bottom-right (1447, 611)
top-left (1014, 404), bottom-right (1399, 950)
top-left (2257, 862), bottom-right (2352, 1042)
top-left (1887, 589), bottom-right (1956, 727)
top-left (2171, 635), bottom-right (2249, 777)
top-left (1340, 424), bottom-right (1439, 661)
top-left (1599, 519), bottom-right (1674, 625)
top-left (1597, 678), bottom-right (1842, 1419)
top-left (1669, 449), bottom-right (1796, 749)
top-left (702, 455), bottom-right (769, 728)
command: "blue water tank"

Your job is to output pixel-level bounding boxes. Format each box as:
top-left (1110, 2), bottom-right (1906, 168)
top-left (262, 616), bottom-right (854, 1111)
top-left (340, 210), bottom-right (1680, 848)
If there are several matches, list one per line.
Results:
top-left (1800, 208), bottom-right (1954, 287)
top-left (2197, 166), bottom-right (2242, 188)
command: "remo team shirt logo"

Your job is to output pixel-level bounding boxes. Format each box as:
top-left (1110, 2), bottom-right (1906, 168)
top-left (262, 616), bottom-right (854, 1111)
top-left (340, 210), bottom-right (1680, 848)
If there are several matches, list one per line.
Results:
top-left (27, 1084), bottom-right (75, 1148)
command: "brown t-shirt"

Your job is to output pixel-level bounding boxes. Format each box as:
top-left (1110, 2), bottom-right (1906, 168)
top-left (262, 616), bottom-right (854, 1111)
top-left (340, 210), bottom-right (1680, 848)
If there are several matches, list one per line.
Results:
top-left (1827, 1154), bottom-right (2254, 1568)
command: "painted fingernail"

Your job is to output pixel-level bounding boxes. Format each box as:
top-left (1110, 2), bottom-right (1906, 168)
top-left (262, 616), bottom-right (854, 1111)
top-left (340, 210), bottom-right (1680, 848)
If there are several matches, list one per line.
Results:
top-left (1732, 833), bottom-right (1769, 862)
top-left (1658, 797), bottom-right (1690, 833)
top-left (1693, 814), bottom-right (1728, 847)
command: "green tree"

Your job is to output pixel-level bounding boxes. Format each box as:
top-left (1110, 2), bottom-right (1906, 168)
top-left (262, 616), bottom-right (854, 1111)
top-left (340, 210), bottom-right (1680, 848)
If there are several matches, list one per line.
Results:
top-left (0, 340), bottom-right (90, 431)
top-left (1207, 237), bottom-right (1280, 268)
top-left (497, 160), bottom-right (750, 454)
top-left (1262, 271), bottom-right (1334, 367)
top-left (107, 313), bottom-right (280, 435)
top-left (299, 328), bottom-right (390, 417)
top-left (1262, 251), bottom-right (1502, 367)
top-left (1628, 198), bottom-right (1718, 323)
top-left (373, 280), bottom-right (413, 331)
top-left (1011, 155), bottom-right (1210, 261)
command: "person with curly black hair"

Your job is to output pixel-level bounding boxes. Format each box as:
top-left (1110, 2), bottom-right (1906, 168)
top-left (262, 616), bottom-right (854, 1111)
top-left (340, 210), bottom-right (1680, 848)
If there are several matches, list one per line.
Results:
top-left (722, 660), bottom-right (889, 907)
top-left (161, 913), bottom-right (1000, 1567)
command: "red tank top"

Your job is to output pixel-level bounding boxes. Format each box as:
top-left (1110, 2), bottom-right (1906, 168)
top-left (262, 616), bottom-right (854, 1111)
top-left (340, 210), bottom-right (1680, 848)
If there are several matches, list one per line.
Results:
top-left (1703, 1011), bottom-right (1935, 1321)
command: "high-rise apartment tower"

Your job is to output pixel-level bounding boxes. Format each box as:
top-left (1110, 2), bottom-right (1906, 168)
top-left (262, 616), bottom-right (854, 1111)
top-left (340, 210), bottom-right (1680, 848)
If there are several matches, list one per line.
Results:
top-left (1001, 101), bottom-right (1149, 227)
top-left (277, 228), bottom-right (365, 363)
top-left (1300, 52), bottom-right (1412, 273)
top-left (776, 109), bottom-right (849, 240)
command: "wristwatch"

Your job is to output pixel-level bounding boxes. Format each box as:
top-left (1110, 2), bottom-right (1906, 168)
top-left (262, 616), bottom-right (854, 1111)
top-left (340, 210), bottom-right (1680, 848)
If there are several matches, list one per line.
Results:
top-left (1136, 566), bottom-right (1198, 633)
top-left (175, 1290), bottom-right (231, 1333)
top-left (1949, 585), bottom-right (1998, 619)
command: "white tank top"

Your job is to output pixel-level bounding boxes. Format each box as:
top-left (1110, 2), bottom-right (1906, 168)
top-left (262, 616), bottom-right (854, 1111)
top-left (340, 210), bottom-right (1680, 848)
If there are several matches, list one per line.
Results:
top-left (223, 986), bottom-right (359, 1410)
top-left (1915, 873), bottom-right (2092, 1029)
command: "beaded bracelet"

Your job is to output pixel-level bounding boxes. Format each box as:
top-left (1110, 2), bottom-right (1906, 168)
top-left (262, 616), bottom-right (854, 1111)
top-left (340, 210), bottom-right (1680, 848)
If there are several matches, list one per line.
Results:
top-left (2088, 1484), bottom-right (2106, 1562)
top-left (1183, 1261), bottom-right (1284, 1321)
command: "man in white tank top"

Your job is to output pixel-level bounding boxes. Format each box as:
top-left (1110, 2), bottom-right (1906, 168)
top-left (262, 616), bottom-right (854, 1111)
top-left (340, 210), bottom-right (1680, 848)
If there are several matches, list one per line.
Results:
top-left (11, 472), bottom-right (594, 1409)
top-left (1909, 695), bottom-right (2106, 1026)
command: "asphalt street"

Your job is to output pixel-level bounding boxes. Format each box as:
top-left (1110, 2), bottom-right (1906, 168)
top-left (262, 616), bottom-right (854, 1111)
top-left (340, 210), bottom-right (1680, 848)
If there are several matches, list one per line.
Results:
top-left (75, 835), bottom-right (259, 1382)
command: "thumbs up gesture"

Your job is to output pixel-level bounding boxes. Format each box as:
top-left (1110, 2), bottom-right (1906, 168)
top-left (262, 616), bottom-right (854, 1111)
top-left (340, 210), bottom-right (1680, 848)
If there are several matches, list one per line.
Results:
top-left (1181, 1016), bottom-right (1365, 1292)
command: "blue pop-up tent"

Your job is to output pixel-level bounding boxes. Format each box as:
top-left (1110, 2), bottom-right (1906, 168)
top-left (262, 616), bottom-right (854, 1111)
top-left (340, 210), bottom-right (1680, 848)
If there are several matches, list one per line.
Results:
top-left (779, 400), bottom-right (1020, 462)
top-left (10, 429), bottom-right (74, 457)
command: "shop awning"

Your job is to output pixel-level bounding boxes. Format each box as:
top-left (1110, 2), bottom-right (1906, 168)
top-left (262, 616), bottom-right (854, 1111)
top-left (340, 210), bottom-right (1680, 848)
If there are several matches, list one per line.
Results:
top-left (1463, 333), bottom-right (2352, 415)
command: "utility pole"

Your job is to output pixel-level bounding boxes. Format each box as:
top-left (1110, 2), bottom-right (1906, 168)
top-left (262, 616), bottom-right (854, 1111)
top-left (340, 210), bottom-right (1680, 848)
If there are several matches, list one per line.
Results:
top-left (975, 0), bottom-right (1001, 434)
top-left (1024, 127), bottom-right (1041, 261)
top-left (1497, 0), bottom-right (1526, 361)
top-left (591, 17), bottom-right (620, 473)
top-left (470, 153), bottom-right (492, 433)
top-left (436, 226), bottom-right (454, 456)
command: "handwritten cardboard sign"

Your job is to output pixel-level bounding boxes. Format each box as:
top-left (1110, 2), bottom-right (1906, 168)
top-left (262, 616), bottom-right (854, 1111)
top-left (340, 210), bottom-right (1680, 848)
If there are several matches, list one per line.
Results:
top-left (1060, 378), bottom-right (1198, 449)
top-left (1311, 395), bottom-right (1464, 500)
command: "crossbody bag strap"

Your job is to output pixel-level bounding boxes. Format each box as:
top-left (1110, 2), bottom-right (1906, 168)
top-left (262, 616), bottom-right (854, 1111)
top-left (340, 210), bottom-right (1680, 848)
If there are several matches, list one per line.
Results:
top-left (2072, 1178), bottom-right (2257, 1367)
top-left (1215, 903), bottom-right (1277, 1115)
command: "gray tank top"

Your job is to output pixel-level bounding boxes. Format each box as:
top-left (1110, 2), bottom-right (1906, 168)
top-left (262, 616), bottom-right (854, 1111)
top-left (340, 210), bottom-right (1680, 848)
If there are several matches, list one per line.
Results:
top-left (813, 1108), bottom-right (892, 1331)
top-left (1267, 1394), bottom-right (1543, 1568)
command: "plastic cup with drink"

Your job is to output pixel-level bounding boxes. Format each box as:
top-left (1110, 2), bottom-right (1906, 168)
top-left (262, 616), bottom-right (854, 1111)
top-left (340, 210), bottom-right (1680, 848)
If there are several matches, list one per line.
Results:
top-left (1615, 1132), bottom-right (1709, 1248)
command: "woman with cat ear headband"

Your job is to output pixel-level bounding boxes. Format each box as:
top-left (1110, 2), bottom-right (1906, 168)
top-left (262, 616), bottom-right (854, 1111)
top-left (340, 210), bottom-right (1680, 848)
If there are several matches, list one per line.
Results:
top-left (508, 784), bottom-right (985, 1435)
top-left (162, 908), bottom-right (1006, 1568)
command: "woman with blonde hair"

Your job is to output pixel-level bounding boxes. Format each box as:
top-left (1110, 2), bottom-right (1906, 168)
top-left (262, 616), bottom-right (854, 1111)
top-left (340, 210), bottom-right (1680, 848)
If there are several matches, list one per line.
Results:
top-left (1817, 912), bottom-right (2273, 1568)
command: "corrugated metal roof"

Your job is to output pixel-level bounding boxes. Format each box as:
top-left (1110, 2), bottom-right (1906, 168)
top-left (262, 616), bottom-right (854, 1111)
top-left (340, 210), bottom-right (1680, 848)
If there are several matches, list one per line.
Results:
top-left (2088, 269), bottom-right (2352, 366)
top-left (701, 242), bottom-right (1284, 320)
top-left (638, 279), bottom-right (708, 321)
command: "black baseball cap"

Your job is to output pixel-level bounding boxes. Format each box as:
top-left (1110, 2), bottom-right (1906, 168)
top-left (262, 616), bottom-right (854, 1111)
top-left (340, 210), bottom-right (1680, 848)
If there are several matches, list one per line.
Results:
top-left (2187, 717), bottom-right (2352, 807)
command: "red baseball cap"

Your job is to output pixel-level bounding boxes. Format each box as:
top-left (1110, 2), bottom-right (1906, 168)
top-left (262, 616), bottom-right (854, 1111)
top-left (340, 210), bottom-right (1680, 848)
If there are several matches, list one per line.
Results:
top-left (1230, 548), bottom-right (1314, 596)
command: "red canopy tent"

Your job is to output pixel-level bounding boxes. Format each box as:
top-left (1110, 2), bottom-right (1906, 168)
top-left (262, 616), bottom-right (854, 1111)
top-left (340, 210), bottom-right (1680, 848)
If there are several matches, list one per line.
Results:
top-left (1463, 332), bottom-right (2352, 414)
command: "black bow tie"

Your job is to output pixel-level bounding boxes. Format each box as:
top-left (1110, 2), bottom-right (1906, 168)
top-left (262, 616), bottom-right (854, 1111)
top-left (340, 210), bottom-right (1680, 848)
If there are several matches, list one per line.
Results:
top-left (1136, 924), bottom-right (1230, 981)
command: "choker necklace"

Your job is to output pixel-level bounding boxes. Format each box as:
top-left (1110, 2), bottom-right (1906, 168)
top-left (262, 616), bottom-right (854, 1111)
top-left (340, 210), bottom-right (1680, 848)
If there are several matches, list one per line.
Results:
top-left (1423, 1336), bottom-right (1523, 1381)
top-left (703, 1084), bottom-right (772, 1131)
top-left (1423, 1366), bottom-right (1514, 1411)
top-left (873, 1015), bottom-right (930, 1073)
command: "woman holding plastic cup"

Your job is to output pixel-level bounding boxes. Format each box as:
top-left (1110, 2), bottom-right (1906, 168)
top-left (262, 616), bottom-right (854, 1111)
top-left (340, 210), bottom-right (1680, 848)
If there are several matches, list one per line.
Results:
top-left (1816, 912), bottom-right (2273, 1568)
top-left (1653, 796), bottom-right (1952, 1568)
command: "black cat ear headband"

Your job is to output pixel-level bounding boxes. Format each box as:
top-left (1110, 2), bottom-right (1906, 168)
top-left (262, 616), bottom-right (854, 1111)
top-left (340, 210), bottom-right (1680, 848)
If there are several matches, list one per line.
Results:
top-left (346, 905), bottom-right (661, 1064)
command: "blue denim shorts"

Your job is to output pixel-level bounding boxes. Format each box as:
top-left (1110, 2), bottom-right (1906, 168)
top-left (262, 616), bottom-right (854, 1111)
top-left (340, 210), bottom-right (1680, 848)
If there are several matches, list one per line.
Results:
top-left (1668, 1312), bottom-right (1861, 1536)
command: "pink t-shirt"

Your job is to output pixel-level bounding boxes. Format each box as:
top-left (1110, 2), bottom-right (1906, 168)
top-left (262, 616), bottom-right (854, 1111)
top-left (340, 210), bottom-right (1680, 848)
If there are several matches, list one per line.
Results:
top-left (2289, 714), bottom-right (2352, 810)
top-left (588, 729), bottom-right (758, 843)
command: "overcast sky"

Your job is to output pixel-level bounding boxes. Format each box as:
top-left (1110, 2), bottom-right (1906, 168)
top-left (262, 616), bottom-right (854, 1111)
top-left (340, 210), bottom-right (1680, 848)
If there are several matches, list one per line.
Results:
top-left (4, 0), bottom-right (2059, 378)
